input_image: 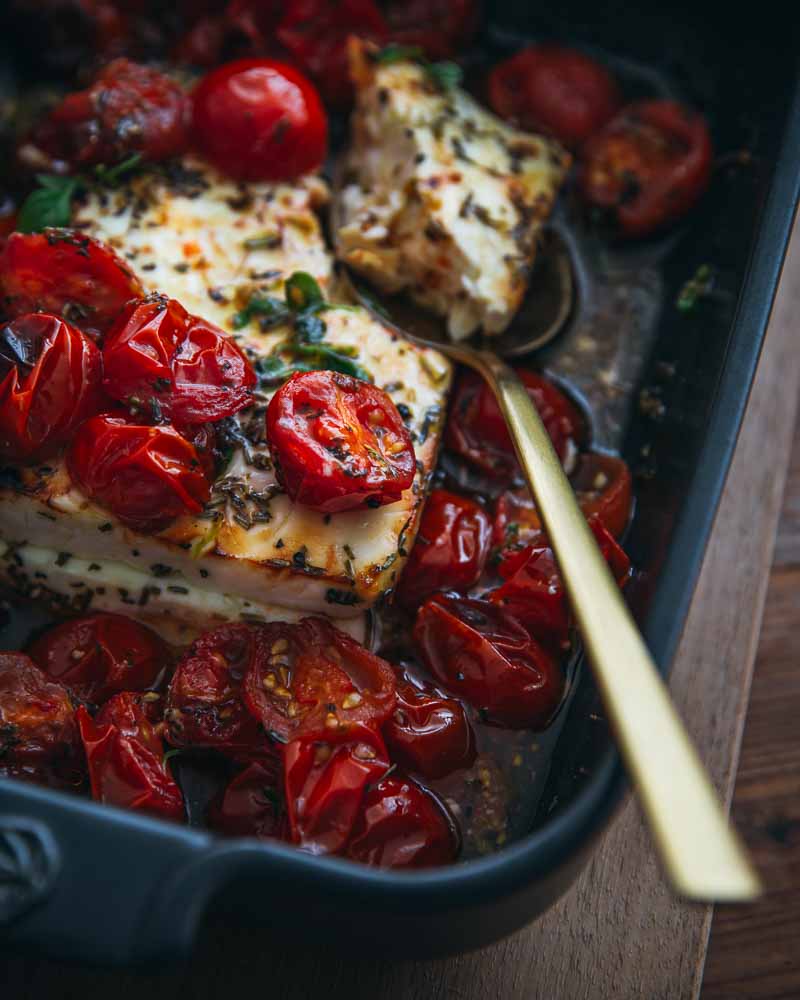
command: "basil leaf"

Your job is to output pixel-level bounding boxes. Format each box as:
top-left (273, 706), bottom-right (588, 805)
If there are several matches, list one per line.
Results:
top-left (292, 344), bottom-right (372, 382)
top-left (374, 43), bottom-right (424, 65)
top-left (232, 295), bottom-right (290, 330)
top-left (17, 175), bottom-right (79, 233)
top-left (294, 311), bottom-right (326, 344)
top-left (285, 271), bottom-right (324, 312)
top-left (426, 61), bottom-right (462, 90)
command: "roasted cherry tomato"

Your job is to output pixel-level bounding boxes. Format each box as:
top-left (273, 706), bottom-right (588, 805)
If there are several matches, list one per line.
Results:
top-left (191, 58), bottom-right (327, 181)
top-left (395, 489), bottom-right (491, 609)
top-left (0, 652), bottom-right (78, 762)
top-left (383, 0), bottom-right (479, 61)
top-left (77, 693), bottom-right (184, 820)
top-left (207, 758), bottom-right (287, 840)
top-left (175, 1), bottom-right (286, 67)
top-left (27, 612), bottom-right (169, 705)
top-left (284, 723), bottom-right (389, 855)
top-left (488, 45), bottom-right (620, 148)
top-left (28, 58), bottom-right (189, 170)
top-left (383, 672), bottom-right (475, 779)
top-left (103, 295), bottom-right (256, 425)
top-left (166, 623), bottom-right (268, 754)
top-left (413, 595), bottom-right (563, 728)
top-left (0, 313), bottom-right (103, 465)
top-left (0, 229), bottom-right (143, 339)
top-left (267, 371), bottom-right (416, 513)
top-left (579, 100), bottom-right (713, 238)
top-left (446, 369), bottom-right (582, 480)
top-left (0, 759), bottom-right (85, 792)
top-left (67, 413), bottom-right (212, 533)
top-left (277, 0), bottom-right (388, 108)
top-left (347, 774), bottom-right (458, 868)
top-left (243, 617), bottom-right (396, 743)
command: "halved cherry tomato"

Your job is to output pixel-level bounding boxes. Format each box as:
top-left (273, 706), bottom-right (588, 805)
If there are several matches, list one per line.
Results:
top-left (446, 369), bottom-right (582, 480)
top-left (346, 774), bottom-right (458, 868)
top-left (383, 0), bottom-right (480, 61)
top-left (243, 617), bottom-right (396, 743)
top-left (0, 652), bottom-right (79, 762)
top-left (207, 758), bottom-right (288, 840)
top-left (191, 58), bottom-right (327, 181)
top-left (488, 45), bottom-right (620, 149)
top-left (395, 489), bottom-right (491, 609)
top-left (77, 693), bottom-right (184, 820)
top-left (0, 229), bottom-right (144, 339)
top-left (27, 612), bottom-right (169, 705)
top-left (284, 723), bottom-right (389, 854)
top-left (413, 595), bottom-right (563, 728)
top-left (0, 313), bottom-right (104, 465)
top-left (67, 413), bottom-right (212, 533)
top-left (102, 295), bottom-right (256, 425)
top-left (383, 672), bottom-right (475, 779)
top-left (267, 371), bottom-right (416, 513)
top-left (166, 623), bottom-right (268, 754)
top-left (579, 100), bottom-right (713, 238)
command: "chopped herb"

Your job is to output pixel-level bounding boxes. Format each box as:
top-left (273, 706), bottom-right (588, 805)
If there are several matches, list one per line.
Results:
top-left (285, 271), bottom-right (324, 312)
top-left (232, 294), bottom-right (289, 331)
top-left (243, 232), bottom-right (281, 251)
top-left (372, 44), bottom-right (462, 91)
top-left (426, 61), bottom-right (462, 90)
top-left (374, 43), bottom-right (425, 65)
top-left (294, 311), bottom-right (326, 343)
top-left (676, 264), bottom-right (715, 312)
top-left (92, 153), bottom-right (142, 187)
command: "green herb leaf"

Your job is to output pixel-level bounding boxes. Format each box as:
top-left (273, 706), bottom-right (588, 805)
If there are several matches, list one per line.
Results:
top-left (17, 174), bottom-right (79, 233)
top-left (285, 271), bottom-right (324, 312)
top-left (92, 153), bottom-right (142, 187)
top-left (426, 61), bottom-right (462, 90)
top-left (243, 232), bottom-right (281, 251)
top-left (374, 43), bottom-right (425, 65)
top-left (676, 263), bottom-right (715, 313)
top-left (294, 311), bottom-right (326, 344)
top-left (232, 295), bottom-right (290, 330)
top-left (292, 343), bottom-right (372, 382)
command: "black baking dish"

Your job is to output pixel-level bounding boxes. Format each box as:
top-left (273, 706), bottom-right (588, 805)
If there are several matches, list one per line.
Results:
top-left (1, 1), bottom-right (799, 966)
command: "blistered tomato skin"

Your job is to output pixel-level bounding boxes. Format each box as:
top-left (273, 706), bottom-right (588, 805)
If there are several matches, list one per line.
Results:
top-left (0, 313), bottom-right (104, 465)
top-left (267, 370), bottom-right (416, 513)
top-left (0, 653), bottom-right (79, 763)
top-left (207, 758), bottom-right (287, 840)
top-left (192, 58), bottom-right (327, 181)
top-left (383, 0), bottom-right (480, 61)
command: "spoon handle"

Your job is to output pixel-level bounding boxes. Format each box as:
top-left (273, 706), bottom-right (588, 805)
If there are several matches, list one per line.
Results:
top-left (476, 352), bottom-right (761, 902)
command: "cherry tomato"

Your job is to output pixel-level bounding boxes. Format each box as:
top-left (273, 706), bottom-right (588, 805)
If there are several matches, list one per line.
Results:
top-left (0, 313), bottom-right (103, 465)
top-left (446, 369), bottom-right (582, 480)
top-left (191, 58), bottom-right (327, 181)
top-left (579, 100), bottom-right (713, 239)
top-left (29, 57), bottom-right (189, 169)
top-left (383, 0), bottom-right (480, 61)
top-left (267, 371), bottom-right (416, 513)
top-left (413, 595), bottom-right (563, 728)
top-left (488, 45), bottom-right (620, 149)
top-left (347, 774), bottom-right (458, 868)
top-left (284, 723), bottom-right (389, 855)
top-left (166, 623), bottom-right (268, 754)
top-left (0, 759), bottom-right (85, 792)
top-left (277, 0), bottom-right (388, 108)
top-left (243, 617), bottom-right (396, 743)
top-left (67, 413), bottom-right (212, 533)
top-left (103, 295), bottom-right (256, 425)
top-left (383, 672), bottom-right (475, 779)
top-left (27, 612), bottom-right (169, 705)
top-left (207, 758), bottom-right (287, 840)
top-left (0, 652), bottom-right (79, 762)
top-left (175, 2), bottom-right (286, 67)
top-left (0, 229), bottom-right (143, 339)
top-left (77, 693), bottom-right (184, 820)
top-left (395, 489), bottom-right (491, 609)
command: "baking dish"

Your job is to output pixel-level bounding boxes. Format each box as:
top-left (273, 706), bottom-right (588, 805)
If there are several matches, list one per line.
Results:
top-left (0, 0), bottom-right (799, 965)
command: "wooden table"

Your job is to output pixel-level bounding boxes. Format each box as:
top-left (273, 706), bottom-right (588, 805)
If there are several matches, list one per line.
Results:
top-left (3, 220), bottom-right (799, 999)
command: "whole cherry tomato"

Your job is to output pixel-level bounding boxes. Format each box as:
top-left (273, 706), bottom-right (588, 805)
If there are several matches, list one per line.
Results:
top-left (102, 295), bottom-right (256, 425)
top-left (175, 1), bottom-right (286, 67)
top-left (28, 58), bottom-right (189, 169)
top-left (488, 45), bottom-right (620, 149)
top-left (284, 722), bottom-right (389, 855)
top-left (267, 371), bottom-right (416, 513)
top-left (446, 369), bottom-right (583, 480)
top-left (383, 0), bottom-right (480, 61)
top-left (191, 58), bottom-right (327, 181)
top-left (579, 100), bottom-right (713, 238)
top-left (27, 612), bottom-right (169, 704)
top-left (346, 774), bottom-right (458, 868)
top-left (67, 413), bottom-right (212, 533)
top-left (0, 652), bottom-right (79, 763)
top-left (0, 229), bottom-right (144, 339)
top-left (77, 693), bottom-right (184, 820)
top-left (207, 758), bottom-right (287, 840)
top-left (395, 489), bottom-right (492, 609)
top-left (413, 595), bottom-right (564, 728)
top-left (243, 617), bottom-right (397, 743)
top-left (0, 313), bottom-right (103, 465)
top-left (383, 672), bottom-right (475, 779)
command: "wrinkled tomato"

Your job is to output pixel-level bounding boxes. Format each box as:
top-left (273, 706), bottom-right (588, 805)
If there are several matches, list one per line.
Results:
top-left (267, 370), bottom-right (416, 513)
top-left (488, 45), bottom-right (620, 148)
top-left (0, 229), bottom-right (143, 339)
top-left (579, 99), bottom-right (713, 238)
top-left (243, 617), bottom-right (396, 743)
top-left (102, 295), bottom-right (256, 425)
top-left (175, 1), bottom-right (286, 67)
top-left (207, 758), bottom-right (287, 840)
top-left (191, 58), bottom-right (327, 181)
top-left (347, 774), bottom-right (458, 868)
top-left (0, 758), bottom-right (85, 792)
top-left (67, 413), bottom-right (212, 533)
top-left (383, 0), bottom-right (479, 61)
top-left (0, 313), bottom-right (103, 464)
top-left (446, 369), bottom-right (582, 480)
top-left (413, 595), bottom-right (563, 728)
top-left (0, 652), bottom-right (79, 762)
top-left (395, 489), bottom-right (491, 608)
top-left (27, 612), bottom-right (169, 704)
